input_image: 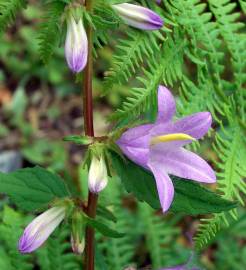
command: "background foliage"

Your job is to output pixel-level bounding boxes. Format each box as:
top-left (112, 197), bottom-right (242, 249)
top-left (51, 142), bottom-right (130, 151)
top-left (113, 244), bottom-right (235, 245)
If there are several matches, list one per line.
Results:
top-left (0, 0), bottom-right (245, 269)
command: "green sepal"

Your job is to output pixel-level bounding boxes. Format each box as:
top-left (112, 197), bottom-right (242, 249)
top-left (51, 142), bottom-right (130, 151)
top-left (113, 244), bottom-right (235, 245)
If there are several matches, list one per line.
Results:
top-left (71, 209), bottom-right (86, 244)
top-left (63, 135), bottom-right (93, 145)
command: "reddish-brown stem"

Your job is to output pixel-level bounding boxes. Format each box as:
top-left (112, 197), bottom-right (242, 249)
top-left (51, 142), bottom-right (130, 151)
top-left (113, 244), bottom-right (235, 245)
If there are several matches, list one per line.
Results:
top-left (83, 3), bottom-right (94, 137)
top-left (83, 1), bottom-right (98, 270)
top-left (85, 193), bottom-right (98, 270)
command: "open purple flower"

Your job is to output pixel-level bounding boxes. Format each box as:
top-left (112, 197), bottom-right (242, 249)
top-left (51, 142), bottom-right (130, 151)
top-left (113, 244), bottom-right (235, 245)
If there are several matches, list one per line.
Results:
top-left (19, 206), bottom-right (66, 253)
top-left (112, 3), bottom-right (163, 30)
top-left (117, 86), bottom-right (216, 212)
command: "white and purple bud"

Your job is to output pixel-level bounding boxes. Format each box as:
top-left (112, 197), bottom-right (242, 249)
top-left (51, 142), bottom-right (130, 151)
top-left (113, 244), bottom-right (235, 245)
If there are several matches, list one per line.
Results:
top-left (71, 235), bottom-right (85, 255)
top-left (88, 155), bottom-right (108, 193)
top-left (19, 206), bottom-right (66, 253)
top-left (112, 3), bottom-right (163, 30)
top-left (65, 15), bottom-right (88, 73)
top-left (71, 210), bottom-right (85, 255)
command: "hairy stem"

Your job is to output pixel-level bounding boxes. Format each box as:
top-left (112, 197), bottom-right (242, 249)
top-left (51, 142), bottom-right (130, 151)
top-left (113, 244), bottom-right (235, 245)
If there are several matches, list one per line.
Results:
top-left (83, 0), bottom-right (98, 270)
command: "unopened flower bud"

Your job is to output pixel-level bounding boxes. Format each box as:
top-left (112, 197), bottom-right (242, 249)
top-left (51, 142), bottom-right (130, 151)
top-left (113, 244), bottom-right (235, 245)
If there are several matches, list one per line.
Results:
top-left (65, 15), bottom-right (88, 73)
top-left (71, 235), bottom-right (85, 254)
top-left (71, 210), bottom-right (85, 255)
top-left (19, 206), bottom-right (66, 253)
top-left (112, 3), bottom-right (163, 30)
top-left (88, 155), bottom-right (108, 193)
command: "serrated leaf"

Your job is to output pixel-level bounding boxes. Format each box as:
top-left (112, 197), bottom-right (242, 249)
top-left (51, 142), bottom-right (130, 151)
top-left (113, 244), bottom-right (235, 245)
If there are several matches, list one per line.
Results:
top-left (110, 152), bottom-right (237, 215)
top-left (0, 166), bottom-right (69, 211)
top-left (86, 217), bottom-right (124, 238)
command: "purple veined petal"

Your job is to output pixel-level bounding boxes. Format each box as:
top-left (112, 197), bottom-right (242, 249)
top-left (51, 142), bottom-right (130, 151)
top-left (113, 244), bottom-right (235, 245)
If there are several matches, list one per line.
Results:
top-left (117, 121), bottom-right (173, 149)
top-left (148, 160), bottom-right (174, 212)
top-left (117, 144), bottom-right (149, 169)
top-left (173, 112), bottom-right (212, 140)
top-left (19, 207), bottom-right (66, 253)
top-left (112, 3), bottom-right (163, 30)
top-left (151, 147), bottom-right (216, 183)
top-left (156, 85), bottom-right (176, 123)
top-left (149, 133), bottom-right (194, 154)
top-left (65, 16), bottom-right (88, 73)
top-left (116, 123), bottom-right (153, 147)
top-left (117, 122), bottom-right (175, 150)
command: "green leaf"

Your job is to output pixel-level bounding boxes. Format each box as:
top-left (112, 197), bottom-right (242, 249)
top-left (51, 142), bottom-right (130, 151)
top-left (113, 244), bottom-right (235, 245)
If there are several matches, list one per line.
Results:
top-left (110, 152), bottom-right (237, 215)
top-left (111, 152), bottom-right (159, 209)
top-left (97, 205), bottom-right (117, 223)
top-left (86, 217), bottom-right (124, 238)
top-left (171, 180), bottom-right (238, 215)
top-left (0, 166), bottom-right (69, 211)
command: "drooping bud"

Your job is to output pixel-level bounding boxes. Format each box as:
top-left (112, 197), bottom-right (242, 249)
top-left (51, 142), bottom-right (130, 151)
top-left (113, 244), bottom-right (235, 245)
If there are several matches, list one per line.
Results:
top-left (112, 3), bottom-right (163, 30)
top-left (65, 15), bottom-right (88, 73)
top-left (19, 206), bottom-right (66, 253)
top-left (71, 210), bottom-right (85, 255)
top-left (88, 155), bottom-right (108, 193)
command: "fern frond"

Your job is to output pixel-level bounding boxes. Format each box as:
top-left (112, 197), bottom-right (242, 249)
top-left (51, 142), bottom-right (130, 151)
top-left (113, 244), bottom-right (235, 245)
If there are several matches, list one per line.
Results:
top-left (139, 203), bottom-right (181, 269)
top-left (209, 0), bottom-right (246, 119)
top-left (104, 29), bottom-right (160, 90)
top-left (194, 213), bottom-right (228, 249)
top-left (239, 0), bottom-right (246, 14)
top-left (178, 71), bottom-right (224, 118)
top-left (97, 184), bottom-right (136, 270)
top-left (38, 1), bottom-right (66, 63)
top-left (92, 1), bottom-right (121, 52)
top-left (214, 123), bottom-right (246, 204)
top-left (0, 206), bottom-right (33, 270)
top-left (110, 31), bottom-right (186, 121)
top-left (195, 119), bottom-right (246, 250)
top-left (0, 0), bottom-right (27, 33)
top-left (167, 0), bottom-right (226, 100)
top-left (37, 227), bottom-right (80, 270)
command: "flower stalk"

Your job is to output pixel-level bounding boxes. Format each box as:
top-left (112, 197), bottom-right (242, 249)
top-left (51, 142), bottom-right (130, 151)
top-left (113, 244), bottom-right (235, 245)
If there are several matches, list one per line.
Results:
top-left (82, 0), bottom-right (98, 270)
